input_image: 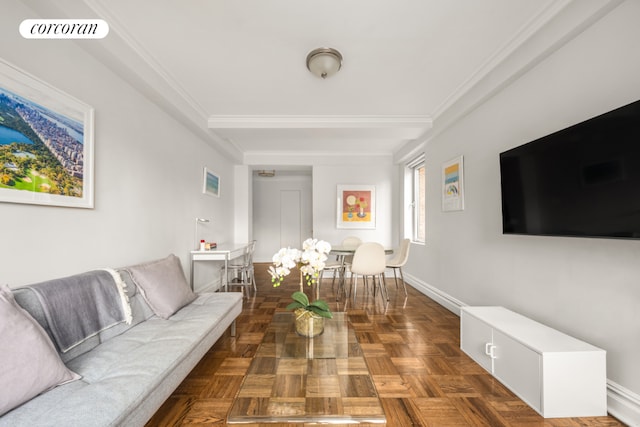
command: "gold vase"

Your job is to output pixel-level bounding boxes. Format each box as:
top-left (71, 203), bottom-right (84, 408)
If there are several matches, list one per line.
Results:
top-left (294, 308), bottom-right (324, 337)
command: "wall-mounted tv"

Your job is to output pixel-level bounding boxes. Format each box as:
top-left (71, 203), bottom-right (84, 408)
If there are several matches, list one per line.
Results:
top-left (499, 99), bottom-right (640, 239)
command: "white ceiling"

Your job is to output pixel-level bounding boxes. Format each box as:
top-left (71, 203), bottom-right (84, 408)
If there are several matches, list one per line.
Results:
top-left (24, 0), bottom-right (620, 165)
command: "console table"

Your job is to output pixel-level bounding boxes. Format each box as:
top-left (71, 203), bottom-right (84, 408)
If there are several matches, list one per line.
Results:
top-left (189, 243), bottom-right (248, 291)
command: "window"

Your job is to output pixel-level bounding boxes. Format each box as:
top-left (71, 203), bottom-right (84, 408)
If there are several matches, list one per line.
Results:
top-left (405, 154), bottom-right (425, 243)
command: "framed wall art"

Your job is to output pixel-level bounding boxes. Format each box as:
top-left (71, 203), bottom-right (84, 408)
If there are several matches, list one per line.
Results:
top-left (337, 184), bottom-right (376, 229)
top-left (0, 59), bottom-right (94, 208)
top-left (202, 167), bottom-right (220, 197)
top-left (442, 155), bottom-right (464, 211)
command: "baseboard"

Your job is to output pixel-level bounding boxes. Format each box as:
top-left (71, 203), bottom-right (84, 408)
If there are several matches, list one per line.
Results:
top-left (403, 273), bottom-right (640, 425)
top-left (607, 380), bottom-right (640, 426)
top-left (402, 272), bottom-right (466, 315)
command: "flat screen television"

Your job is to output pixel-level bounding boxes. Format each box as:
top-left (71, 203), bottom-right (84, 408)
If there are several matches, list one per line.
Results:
top-left (499, 99), bottom-right (640, 239)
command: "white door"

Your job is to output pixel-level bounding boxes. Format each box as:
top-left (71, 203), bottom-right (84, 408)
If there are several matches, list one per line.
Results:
top-left (252, 173), bottom-right (313, 262)
top-left (280, 190), bottom-right (301, 248)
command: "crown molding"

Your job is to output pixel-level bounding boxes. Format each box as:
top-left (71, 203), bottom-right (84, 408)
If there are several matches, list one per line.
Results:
top-left (243, 150), bottom-right (392, 166)
top-left (22, 0), bottom-right (243, 163)
top-left (208, 115), bottom-right (432, 130)
top-left (428, 0), bottom-right (624, 141)
top-left (22, 0), bottom-right (622, 165)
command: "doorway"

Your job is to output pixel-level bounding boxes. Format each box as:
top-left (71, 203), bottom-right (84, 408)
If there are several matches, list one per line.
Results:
top-left (252, 170), bottom-right (313, 262)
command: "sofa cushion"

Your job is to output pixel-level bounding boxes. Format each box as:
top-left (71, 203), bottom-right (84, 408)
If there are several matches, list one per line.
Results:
top-left (125, 254), bottom-right (196, 319)
top-left (0, 284), bottom-right (79, 416)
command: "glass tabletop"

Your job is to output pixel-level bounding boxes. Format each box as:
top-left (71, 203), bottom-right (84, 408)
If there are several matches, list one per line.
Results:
top-left (227, 312), bottom-right (386, 424)
top-left (271, 312), bottom-right (352, 359)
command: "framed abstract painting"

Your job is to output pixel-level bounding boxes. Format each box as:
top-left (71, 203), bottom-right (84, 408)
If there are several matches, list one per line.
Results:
top-left (337, 184), bottom-right (375, 229)
top-left (203, 167), bottom-right (220, 197)
top-left (442, 155), bottom-right (464, 211)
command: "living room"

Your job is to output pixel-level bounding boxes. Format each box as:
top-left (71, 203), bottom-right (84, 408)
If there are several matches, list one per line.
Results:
top-left (1, 1), bottom-right (639, 425)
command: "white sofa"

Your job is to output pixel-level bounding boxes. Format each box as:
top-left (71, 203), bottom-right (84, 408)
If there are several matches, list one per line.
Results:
top-left (0, 254), bottom-right (242, 427)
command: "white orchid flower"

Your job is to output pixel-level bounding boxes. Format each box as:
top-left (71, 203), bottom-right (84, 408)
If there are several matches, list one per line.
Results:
top-left (270, 238), bottom-right (334, 290)
top-left (315, 240), bottom-right (331, 255)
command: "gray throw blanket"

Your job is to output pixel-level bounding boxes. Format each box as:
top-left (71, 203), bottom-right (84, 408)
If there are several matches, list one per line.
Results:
top-left (26, 270), bottom-right (126, 352)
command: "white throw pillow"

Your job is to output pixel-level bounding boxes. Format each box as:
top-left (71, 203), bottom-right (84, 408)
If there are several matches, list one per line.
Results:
top-left (125, 254), bottom-right (196, 319)
top-left (0, 284), bottom-right (80, 416)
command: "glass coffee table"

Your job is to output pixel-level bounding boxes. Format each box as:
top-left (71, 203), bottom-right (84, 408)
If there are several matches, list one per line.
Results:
top-left (227, 312), bottom-right (386, 424)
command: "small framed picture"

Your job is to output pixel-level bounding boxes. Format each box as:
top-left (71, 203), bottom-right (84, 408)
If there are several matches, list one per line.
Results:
top-left (337, 184), bottom-right (376, 229)
top-left (203, 167), bottom-right (220, 197)
top-left (442, 155), bottom-right (464, 211)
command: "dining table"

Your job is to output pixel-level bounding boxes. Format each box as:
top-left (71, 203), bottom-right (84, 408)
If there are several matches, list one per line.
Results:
top-left (320, 244), bottom-right (393, 300)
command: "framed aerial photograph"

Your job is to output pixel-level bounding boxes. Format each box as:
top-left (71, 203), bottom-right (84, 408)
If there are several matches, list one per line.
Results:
top-left (0, 58), bottom-right (94, 208)
top-left (337, 184), bottom-right (376, 229)
top-left (442, 155), bottom-right (464, 211)
top-left (203, 167), bottom-right (220, 197)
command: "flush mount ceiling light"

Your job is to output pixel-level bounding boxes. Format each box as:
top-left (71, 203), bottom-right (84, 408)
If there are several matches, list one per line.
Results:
top-left (257, 170), bottom-right (276, 177)
top-left (306, 47), bottom-right (343, 79)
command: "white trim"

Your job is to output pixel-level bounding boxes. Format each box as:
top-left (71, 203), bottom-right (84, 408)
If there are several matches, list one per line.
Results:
top-left (207, 115), bottom-right (432, 129)
top-left (403, 272), bottom-right (466, 316)
top-left (426, 0), bottom-right (623, 144)
top-left (406, 153), bottom-right (425, 169)
top-left (607, 380), bottom-right (640, 426)
top-left (404, 273), bottom-right (640, 424)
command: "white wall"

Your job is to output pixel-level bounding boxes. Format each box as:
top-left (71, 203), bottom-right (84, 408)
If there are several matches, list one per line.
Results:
top-left (0, 3), bottom-right (234, 290)
top-left (403, 0), bottom-right (640, 419)
top-left (313, 162), bottom-right (395, 247)
top-left (252, 159), bottom-right (396, 262)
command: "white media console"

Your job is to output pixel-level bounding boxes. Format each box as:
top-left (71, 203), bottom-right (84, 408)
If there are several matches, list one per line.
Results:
top-left (460, 306), bottom-right (607, 418)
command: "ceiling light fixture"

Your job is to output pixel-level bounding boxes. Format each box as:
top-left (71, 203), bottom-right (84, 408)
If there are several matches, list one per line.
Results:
top-left (306, 47), bottom-right (342, 79)
top-left (258, 170), bottom-right (276, 177)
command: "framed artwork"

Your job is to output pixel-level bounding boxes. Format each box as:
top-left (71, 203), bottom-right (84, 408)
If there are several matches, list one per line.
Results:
top-left (442, 155), bottom-right (464, 211)
top-left (337, 184), bottom-right (376, 229)
top-left (203, 167), bottom-right (220, 197)
top-left (0, 59), bottom-right (94, 208)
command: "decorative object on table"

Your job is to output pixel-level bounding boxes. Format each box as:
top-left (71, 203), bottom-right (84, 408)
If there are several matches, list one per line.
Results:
top-left (194, 217), bottom-right (210, 249)
top-left (336, 184), bottom-right (376, 229)
top-left (0, 58), bottom-right (94, 208)
top-left (442, 155), bottom-right (464, 211)
top-left (202, 167), bottom-right (220, 197)
top-left (269, 238), bottom-right (333, 337)
top-left (290, 291), bottom-right (327, 337)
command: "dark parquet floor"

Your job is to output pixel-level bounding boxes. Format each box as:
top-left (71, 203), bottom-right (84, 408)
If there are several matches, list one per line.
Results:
top-left (145, 263), bottom-right (626, 427)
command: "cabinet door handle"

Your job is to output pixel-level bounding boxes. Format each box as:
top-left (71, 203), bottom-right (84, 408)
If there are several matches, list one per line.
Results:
top-left (485, 343), bottom-right (497, 358)
top-left (488, 345), bottom-right (497, 359)
top-left (485, 342), bottom-right (493, 356)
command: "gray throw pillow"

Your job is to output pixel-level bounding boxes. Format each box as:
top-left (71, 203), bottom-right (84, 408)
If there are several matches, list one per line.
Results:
top-left (126, 254), bottom-right (196, 319)
top-left (0, 284), bottom-right (80, 416)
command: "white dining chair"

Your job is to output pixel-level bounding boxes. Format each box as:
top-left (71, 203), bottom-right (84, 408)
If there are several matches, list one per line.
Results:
top-left (349, 242), bottom-right (388, 302)
top-left (386, 238), bottom-right (410, 296)
top-left (320, 236), bottom-right (362, 299)
top-left (342, 236), bottom-right (362, 248)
